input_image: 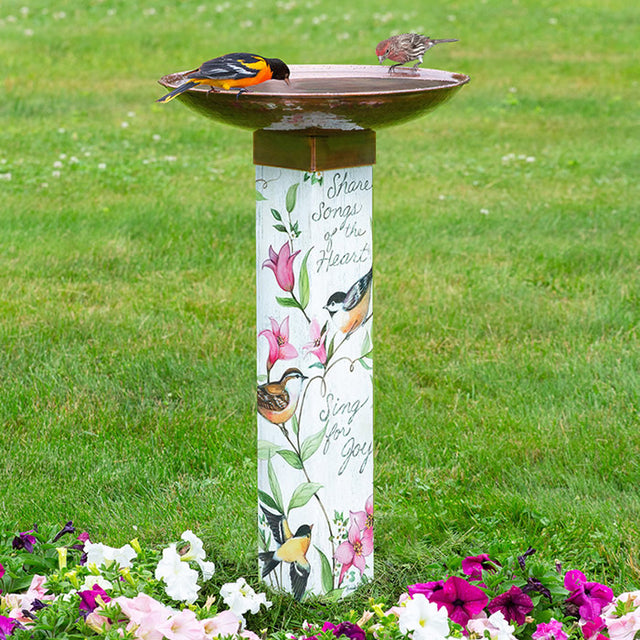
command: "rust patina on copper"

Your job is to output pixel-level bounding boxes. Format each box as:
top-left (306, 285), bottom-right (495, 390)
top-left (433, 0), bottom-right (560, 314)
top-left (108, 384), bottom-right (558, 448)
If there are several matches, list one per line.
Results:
top-left (157, 64), bottom-right (469, 133)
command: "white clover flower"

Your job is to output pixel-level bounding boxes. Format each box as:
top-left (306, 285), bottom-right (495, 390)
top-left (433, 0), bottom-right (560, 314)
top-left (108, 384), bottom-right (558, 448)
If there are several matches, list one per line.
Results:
top-left (52, 170), bottom-right (61, 177)
top-left (0, 172), bottom-right (12, 180)
top-left (398, 593), bottom-right (450, 640)
top-left (84, 541), bottom-right (137, 569)
top-left (480, 208), bottom-right (489, 215)
top-left (24, 28), bottom-right (34, 36)
top-left (220, 577), bottom-right (272, 620)
top-left (155, 544), bottom-right (201, 604)
top-left (53, 160), bottom-right (63, 168)
top-left (98, 163), bottom-right (106, 169)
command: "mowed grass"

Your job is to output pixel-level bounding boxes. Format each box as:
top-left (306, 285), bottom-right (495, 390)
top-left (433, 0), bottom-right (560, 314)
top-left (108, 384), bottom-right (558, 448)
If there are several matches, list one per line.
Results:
top-left (1, 0), bottom-right (639, 621)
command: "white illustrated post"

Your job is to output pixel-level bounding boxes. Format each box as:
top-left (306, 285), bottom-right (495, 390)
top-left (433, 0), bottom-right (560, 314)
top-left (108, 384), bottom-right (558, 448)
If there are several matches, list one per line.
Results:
top-left (255, 130), bottom-right (375, 600)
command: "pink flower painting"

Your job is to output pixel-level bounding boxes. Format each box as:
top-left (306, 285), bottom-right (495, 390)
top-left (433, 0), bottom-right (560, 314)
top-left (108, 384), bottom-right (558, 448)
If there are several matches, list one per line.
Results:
top-left (262, 242), bottom-right (300, 293)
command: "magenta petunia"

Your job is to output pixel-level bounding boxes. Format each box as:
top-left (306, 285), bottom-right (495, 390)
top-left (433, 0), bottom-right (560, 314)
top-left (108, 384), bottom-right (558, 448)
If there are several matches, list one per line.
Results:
top-left (428, 575), bottom-right (489, 627)
top-left (407, 580), bottom-right (445, 600)
top-left (487, 585), bottom-right (534, 626)
top-left (564, 570), bottom-right (614, 622)
top-left (78, 584), bottom-right (111, 613)
top-left (532, 619), bottom-right (568, 640)
top-left (462, 553), bottom-right (500, 581)
top-left (0, 616), bottom-right (21, 637)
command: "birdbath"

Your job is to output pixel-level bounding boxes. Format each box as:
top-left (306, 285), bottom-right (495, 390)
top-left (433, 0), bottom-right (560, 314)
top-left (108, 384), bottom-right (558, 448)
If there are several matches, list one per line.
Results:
top-left (158, 64), bottom-right (469, 600)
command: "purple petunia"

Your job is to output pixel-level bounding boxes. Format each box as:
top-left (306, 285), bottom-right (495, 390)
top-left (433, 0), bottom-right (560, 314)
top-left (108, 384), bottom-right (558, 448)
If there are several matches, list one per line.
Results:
top-left (12, 528), bottom-right (37, 553)
top-left (487, 585), bottom-right (534, 626)
top-left (322, 622), bottom-right (366, 640)
top-left (52, 521), bottom-right (76, 543)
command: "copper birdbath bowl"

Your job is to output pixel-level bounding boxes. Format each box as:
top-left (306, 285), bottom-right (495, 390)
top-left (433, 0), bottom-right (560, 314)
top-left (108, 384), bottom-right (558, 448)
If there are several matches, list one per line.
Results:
top-left (158, 64), bottom-right (469, 133)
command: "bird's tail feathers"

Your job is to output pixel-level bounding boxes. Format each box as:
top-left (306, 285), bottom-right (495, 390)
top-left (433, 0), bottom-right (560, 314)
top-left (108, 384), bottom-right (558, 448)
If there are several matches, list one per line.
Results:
top-left (259, 551), bottom-right (279, 577)
top-left (156, 80), bottom-right (199, 103)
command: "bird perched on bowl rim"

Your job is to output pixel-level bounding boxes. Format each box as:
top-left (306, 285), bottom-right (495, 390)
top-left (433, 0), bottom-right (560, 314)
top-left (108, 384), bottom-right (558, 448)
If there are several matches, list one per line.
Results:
top-left (324, 267), bottom-right (373, 336)
top-left (259, 505), bottom-right (313, 601)
top-left (157, 52), bottom-right (290, 102)
top-left (376, 33), bottom-right (458, 72)
top-left (257, 368), bottom-right (307, 425)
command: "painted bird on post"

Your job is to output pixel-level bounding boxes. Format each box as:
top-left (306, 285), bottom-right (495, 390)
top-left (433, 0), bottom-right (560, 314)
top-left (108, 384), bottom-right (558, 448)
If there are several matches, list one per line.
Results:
top-left (157, 52), bottom-right (290, 102)
top-left (257, 368), bottom-right (307, 425)
top-left (259, 506), bottom-right (312, 601)
top-left (376, 33), bottom-right (458, 72)
top-left (325, 267), bottom-right (373, 337)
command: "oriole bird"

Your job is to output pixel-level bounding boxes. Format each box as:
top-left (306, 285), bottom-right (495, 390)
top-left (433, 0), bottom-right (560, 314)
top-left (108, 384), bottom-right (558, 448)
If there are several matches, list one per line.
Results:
top-left (259, 506), bottom-right (312, 601)
top-left (257, 368), bottom-right (307, 425)
top-left (324, 267), bottom-right (373, 336)
top-left (376, 34), bottom-right (458, 72)
top-left (156, 52), bottom-right (290, 102)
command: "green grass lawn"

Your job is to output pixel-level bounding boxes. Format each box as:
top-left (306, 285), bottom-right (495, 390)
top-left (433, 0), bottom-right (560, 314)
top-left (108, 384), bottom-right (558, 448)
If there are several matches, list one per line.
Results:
top-left (1, 0), bottom-right (639, 620)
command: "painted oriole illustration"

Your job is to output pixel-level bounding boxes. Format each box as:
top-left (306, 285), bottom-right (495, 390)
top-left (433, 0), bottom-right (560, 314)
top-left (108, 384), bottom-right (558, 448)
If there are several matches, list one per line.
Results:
top-left (324, 267), bottom-right (373, 336)
top-left (157, 53), bottom-right (290, 102)
top-left (259, 506), bottom-right (312, 601)
top-left (376, 34), bottom-right (458, 72)
top-left (257, 368), bottom-right (307, 425)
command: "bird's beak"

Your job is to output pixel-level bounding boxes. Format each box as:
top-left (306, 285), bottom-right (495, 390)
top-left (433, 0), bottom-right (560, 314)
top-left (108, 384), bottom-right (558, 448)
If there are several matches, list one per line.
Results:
top-left (378, 55), bottom-right (386, 64)
top-left (284, 77), bottom-right (291, 86)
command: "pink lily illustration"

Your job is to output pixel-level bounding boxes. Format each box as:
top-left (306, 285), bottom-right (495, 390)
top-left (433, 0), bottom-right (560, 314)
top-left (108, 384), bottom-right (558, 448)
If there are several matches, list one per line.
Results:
top-left (334, 520), bottom-right (373, 586)
top-left (349, 494), bottom-right (373, 533)
top-left (262, 242), bottom-right (300, 293)
top-left (302, 319), bottom-right (327, 365)
top-left (259, 317), bottom-right (298, 375)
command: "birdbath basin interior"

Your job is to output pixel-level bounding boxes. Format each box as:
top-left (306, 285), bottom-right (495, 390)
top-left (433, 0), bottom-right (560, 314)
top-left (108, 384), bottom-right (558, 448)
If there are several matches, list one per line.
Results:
top-left (158, 64), bottom-right (469, 133)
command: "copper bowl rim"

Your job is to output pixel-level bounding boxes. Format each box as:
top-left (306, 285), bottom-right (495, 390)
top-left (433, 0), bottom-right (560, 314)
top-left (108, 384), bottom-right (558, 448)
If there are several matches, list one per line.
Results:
top-left (158, 64), bottom-right (470, 99)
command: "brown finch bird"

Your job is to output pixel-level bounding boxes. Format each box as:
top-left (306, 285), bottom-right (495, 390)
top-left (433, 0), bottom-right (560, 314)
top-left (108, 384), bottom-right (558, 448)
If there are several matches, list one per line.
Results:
top-left (376, 33), bottom-right (458, 72)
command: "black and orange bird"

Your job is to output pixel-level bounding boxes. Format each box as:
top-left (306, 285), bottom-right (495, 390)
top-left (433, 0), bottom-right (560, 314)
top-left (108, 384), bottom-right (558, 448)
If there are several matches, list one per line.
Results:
top-left (324, 267), bottom-right (373, 336)
top-left (376, 33), bottom-right (458, 72)
top-left (259, 506), bottom-right (312, 601)
top-left (257, 368), bottom-right (307, 425)
top-left (156, 52), bottom-right (290, 102)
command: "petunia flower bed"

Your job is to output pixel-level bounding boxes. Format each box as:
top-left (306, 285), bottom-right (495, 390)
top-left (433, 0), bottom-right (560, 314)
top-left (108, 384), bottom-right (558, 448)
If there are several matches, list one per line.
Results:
top-left (1, 524), bottom-right (639, 640)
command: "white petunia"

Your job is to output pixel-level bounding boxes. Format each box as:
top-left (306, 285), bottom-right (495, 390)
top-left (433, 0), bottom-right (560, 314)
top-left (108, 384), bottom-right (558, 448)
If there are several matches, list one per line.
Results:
top-left (468, 611), bottom-right (517, 640)
top-left (220, 577), bottom-right (272, 621)
top-left (180, 530), bottom-right (215, 580)
top-left (84, 541), bottom-right (137, 569)
top-left (398, 593), bottom-right (450, 640)
top-left (155, 544), bottom-right (201, 604)
top-left (80, 574), bottom-right (114, 592)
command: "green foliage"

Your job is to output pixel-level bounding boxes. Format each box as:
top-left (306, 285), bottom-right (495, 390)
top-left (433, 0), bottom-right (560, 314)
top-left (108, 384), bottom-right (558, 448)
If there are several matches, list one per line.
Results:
top-left (0, 0), bottom-right (638, 629)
